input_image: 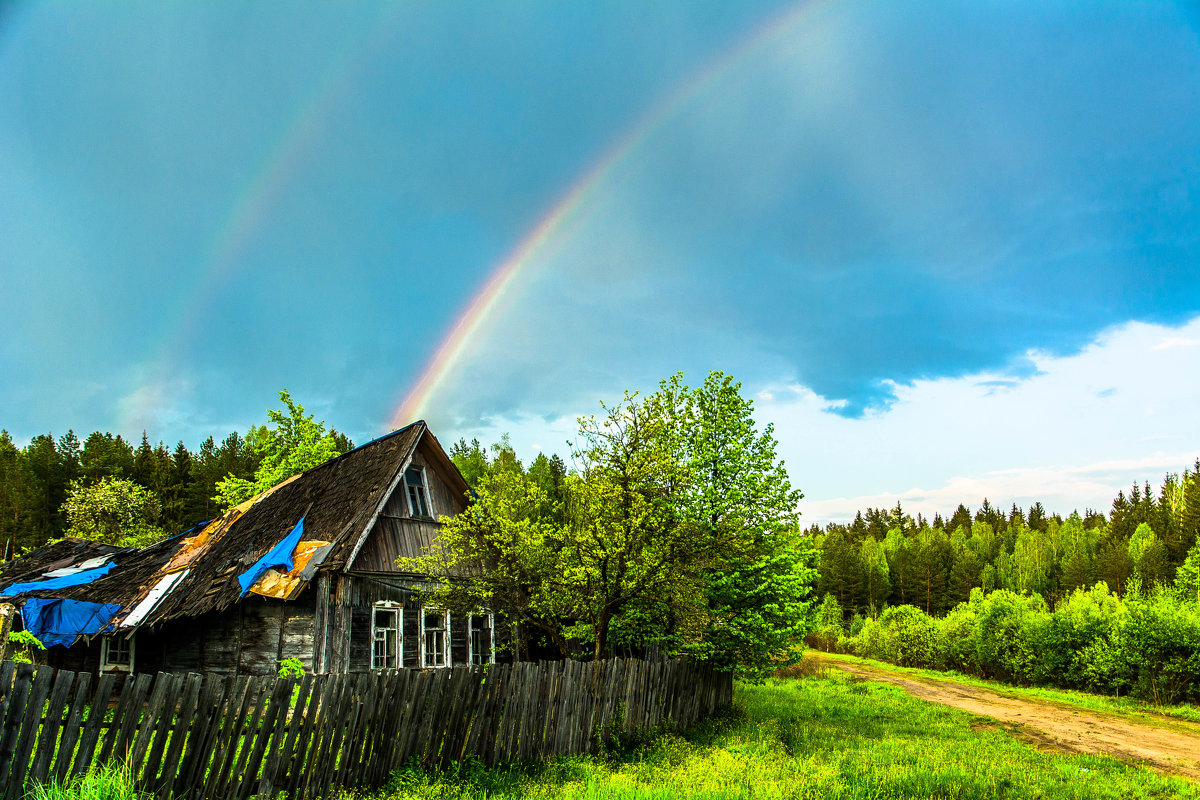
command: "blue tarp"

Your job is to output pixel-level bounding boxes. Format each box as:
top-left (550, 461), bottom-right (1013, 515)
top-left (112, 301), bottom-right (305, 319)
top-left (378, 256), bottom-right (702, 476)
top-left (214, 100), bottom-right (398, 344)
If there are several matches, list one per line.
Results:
top-left (238, 516), bottom-right (306, 596)
top-left (21, 597), bottom-right (122, 648)
top-left (1, 561), bottom-right (115, 597)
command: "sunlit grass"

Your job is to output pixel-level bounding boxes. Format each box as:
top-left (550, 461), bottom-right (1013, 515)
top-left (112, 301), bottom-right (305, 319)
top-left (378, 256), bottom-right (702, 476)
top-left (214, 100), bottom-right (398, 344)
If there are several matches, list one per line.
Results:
top-left (354, 671), bottom-right (1199, 800)
top-left (29, 764), bottom-right (146, 800)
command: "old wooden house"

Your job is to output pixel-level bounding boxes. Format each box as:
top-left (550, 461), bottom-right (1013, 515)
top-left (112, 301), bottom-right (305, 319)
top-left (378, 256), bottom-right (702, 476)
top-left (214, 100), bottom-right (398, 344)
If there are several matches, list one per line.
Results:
top-left (0, 422), bottom-right (501, 676)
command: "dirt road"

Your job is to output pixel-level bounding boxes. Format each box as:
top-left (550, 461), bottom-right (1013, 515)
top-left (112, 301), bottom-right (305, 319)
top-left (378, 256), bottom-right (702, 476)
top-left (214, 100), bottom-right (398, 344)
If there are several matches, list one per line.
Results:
top-left (808, 652), bottom-right (1200, 779)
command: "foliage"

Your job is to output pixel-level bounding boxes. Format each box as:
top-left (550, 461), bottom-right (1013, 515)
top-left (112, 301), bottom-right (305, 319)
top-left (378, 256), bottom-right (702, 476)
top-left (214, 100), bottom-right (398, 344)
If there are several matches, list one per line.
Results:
top-left (30, 763), bottom-right (147, 800)
top-left (403, 372), bottom-right (817, 677)
top-left (829, 581), bottom-right (1200, 704)
top-left (61, 477), bottom-right (167, 547)
top-left (214, 390), bottom-right (351, 508)
top-left (277, 657), bottom-right (305, 678)
top-left (8, 629), bottom-right (45, 664)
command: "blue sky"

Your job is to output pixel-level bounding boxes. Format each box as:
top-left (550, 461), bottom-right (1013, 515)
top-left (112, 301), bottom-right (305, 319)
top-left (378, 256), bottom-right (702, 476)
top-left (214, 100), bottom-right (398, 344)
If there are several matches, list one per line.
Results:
top-left (2, 1), bottom-right (1199, 523)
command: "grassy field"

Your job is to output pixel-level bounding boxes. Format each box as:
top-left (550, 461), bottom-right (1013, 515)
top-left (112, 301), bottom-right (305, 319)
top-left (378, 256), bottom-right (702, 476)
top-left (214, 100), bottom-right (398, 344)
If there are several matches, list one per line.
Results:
top-left (349, 668), bottom-right (1198, 800)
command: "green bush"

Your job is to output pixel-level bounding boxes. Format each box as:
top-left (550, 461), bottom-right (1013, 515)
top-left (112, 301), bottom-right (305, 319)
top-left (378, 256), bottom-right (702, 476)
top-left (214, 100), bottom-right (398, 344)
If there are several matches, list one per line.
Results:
top-left (878, 605), bottom-right (936, 668)
top-left (832, 580), bottom-right (1200, 705)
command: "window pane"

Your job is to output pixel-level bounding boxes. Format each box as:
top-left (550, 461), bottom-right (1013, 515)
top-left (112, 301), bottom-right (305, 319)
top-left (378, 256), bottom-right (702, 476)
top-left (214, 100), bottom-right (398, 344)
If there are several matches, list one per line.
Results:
top-left (406, 469), bottom-right (429, 516)
top-left (373, 607), bottom-right (399, 669)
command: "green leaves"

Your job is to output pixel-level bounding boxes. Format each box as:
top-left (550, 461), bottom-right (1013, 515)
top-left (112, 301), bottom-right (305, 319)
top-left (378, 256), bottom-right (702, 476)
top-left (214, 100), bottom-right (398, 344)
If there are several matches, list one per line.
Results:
top-left (62, 476), bottom-right (167, 547)
top-left (214, 390), bottom-right (346, 509)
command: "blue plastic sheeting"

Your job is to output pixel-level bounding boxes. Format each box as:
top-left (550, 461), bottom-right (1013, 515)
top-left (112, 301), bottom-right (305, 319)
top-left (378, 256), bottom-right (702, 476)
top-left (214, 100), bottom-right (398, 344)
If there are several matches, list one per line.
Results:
top-left (1, 562), bottom-right (116, 597)
top-left (238, 516), bottom-right (306, 596)
top-left (21, 597), bottom-right (122, 648)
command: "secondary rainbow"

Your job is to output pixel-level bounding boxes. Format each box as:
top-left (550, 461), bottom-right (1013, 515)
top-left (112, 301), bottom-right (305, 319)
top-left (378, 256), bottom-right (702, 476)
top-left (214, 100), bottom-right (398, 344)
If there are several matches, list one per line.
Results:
top-left (391, 0), bottom-right (838, 429)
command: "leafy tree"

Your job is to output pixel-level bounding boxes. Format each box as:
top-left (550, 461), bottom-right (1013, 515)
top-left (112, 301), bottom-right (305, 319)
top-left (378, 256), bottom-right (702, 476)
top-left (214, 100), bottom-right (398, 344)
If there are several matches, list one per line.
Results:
top-left (79, 432), bottom-right (134, 482)
top-left (859, 536), bottom-right (890, 614)
top-left (1128, 522), bottom-right (1169, 587)
top-left (450, 438), bottom-right (490, 487)
top-left (62, 477), bottom-right (167, 547)
top-left (1175, 538), bottom-right (1200, 605)
top-left (405, 372), bottom-right (817, 676)
top-left (817, 529), bottom-right (862, 612)
top-left (215, 391), bottom-right (349, 508)
top-left (946, 503), bottom-right (972, 534)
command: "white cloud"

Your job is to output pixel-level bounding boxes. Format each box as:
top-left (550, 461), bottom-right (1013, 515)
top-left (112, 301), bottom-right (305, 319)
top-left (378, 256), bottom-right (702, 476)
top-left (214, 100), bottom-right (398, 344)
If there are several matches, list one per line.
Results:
top-left (770, 315), bottom-right (1200, 524)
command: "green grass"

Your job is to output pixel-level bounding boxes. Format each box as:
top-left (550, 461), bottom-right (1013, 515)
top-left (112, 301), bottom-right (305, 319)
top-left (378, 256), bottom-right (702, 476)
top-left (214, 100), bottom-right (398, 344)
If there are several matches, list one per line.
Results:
top-left (29, 764), bottom-right (146, 800)
top-left (351, 672), bottom-right (1199, 800)
top-left (812, 650), bottom-right (1200, 728)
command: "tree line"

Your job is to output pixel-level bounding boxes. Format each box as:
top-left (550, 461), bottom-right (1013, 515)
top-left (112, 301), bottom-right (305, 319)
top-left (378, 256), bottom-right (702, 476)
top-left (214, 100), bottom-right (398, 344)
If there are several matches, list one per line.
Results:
top-left (0, 391), bottom-right (353, 552)
top-left (807, 467), bottom-right (1200, 704)
top-left (811, 466), bottom-right (1200, 618)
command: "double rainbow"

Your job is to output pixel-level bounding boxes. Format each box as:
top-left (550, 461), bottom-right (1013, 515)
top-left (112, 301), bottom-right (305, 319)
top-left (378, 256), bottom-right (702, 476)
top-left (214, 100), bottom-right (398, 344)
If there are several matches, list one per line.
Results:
top-left (389, 0), bottom-right (836, 428)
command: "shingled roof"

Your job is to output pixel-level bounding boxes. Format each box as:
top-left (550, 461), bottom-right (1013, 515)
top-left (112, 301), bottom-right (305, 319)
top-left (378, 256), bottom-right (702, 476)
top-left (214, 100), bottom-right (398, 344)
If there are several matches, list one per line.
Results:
top-left (0, 420), bottom-right (430, 635)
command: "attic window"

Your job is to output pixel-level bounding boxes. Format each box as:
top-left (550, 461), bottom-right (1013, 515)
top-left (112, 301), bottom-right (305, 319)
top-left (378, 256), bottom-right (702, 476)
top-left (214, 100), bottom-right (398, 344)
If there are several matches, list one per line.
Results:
top-left (101, 635), bottom-right (134, 673)
top-left (405, 467), bottom-right (430, 518)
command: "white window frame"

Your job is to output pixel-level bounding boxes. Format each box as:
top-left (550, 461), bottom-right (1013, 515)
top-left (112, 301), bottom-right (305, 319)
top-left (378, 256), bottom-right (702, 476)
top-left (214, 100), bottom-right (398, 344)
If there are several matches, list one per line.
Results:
top-left (467, 612), bottom-right (495, 666)
top-left (405, 466), bottom-right (432, 518)
top-left (101, 634), bottom-right (135, 673)
top-left (420, 607), bottom-right (451, 668)
top-left (372, 602), bottom-right (403, 670)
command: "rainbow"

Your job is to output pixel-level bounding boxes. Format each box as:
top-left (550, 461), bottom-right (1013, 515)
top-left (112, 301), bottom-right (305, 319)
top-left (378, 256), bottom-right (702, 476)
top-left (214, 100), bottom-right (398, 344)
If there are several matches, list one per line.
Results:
top-left (120, 6), bottom-right (405, 431)
top-left (391, 0), bottom-right (838, 429)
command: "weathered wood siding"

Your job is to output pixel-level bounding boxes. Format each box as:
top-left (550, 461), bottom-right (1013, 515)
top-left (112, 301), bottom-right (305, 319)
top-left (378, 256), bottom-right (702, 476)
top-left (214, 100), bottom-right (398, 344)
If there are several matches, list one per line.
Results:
top-left (352, 517), bottom-right (441, 572)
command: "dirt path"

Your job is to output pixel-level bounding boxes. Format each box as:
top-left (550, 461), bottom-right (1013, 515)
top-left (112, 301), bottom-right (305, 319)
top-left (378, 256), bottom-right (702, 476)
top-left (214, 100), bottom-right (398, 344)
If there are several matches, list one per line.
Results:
top-left (808, 652), bottom-right (1200, 779)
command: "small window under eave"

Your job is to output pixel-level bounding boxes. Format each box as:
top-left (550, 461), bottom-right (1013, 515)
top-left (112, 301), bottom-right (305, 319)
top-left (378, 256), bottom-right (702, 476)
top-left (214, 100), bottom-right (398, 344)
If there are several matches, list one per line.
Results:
top-left (405, 467), bottom-right (431, 518)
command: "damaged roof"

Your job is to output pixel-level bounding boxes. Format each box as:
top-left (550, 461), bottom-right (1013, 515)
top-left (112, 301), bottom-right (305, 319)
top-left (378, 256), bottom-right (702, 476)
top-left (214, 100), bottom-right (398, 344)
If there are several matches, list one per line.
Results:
top-left (0, 420), bottom-right (435, 638)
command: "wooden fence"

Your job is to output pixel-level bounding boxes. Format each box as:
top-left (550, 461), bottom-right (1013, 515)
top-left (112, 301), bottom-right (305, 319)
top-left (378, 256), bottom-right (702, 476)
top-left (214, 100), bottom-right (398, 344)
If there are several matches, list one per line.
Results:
top-left (0, 658), bottom-right (731, 800)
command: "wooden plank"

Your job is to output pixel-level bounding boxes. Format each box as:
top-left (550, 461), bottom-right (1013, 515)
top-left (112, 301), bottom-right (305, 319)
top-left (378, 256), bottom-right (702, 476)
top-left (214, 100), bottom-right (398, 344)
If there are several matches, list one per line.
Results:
top-left (27, 667), bottom-right (77, 787)
top-left (262, 672), bottom-right (313, 795)
top-left (307, 676), bottom-right (350, 800)
top-left (241, 677), bottom-right (295, 800)
top-left (7, 665), bottom-right (55, 800)
top-left (225, 676), bottom-right (271, 799)
top-left (201, 675), bottom-right (253, 800)
top-left (172, 673), bottom-right (229, 799)
top-left (368, 670), bottom-right (409, 784)
top-left (339, 672), bottom-right (380, 788)
top-left (97, 673), bottom-right (144, 765)
top-left (110, 673), bottom-right (152, 767)
top-left (287, 673), bottom-right (336, 800)
top-left (296, 673), bottom-right (343, 800)
top-left (0, 662), bottom-right (17, 743)
top-left (0, 663), bottom-right (34, 794)
top-left (152, 673), bottom-right (202, 800)
top-left (322, 673), bottom-right (362, 791)
top-left (125, 673), bottom-right (174, 781)
top-left (70, 672), bottom-right (115, 778)
top-left (139, 674), bottom-right (186, 792)
top-left (433, 667), bottom-right (469, 767)
top-left (396, 669), bottom-right (433, 767)
top-left (51, 671), bottom-right (91, 783)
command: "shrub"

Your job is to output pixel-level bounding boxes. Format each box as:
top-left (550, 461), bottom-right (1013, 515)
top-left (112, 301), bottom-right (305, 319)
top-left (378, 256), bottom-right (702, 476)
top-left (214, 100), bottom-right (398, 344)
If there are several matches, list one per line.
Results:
top-left (878, 605), bottom-right (936, 668)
